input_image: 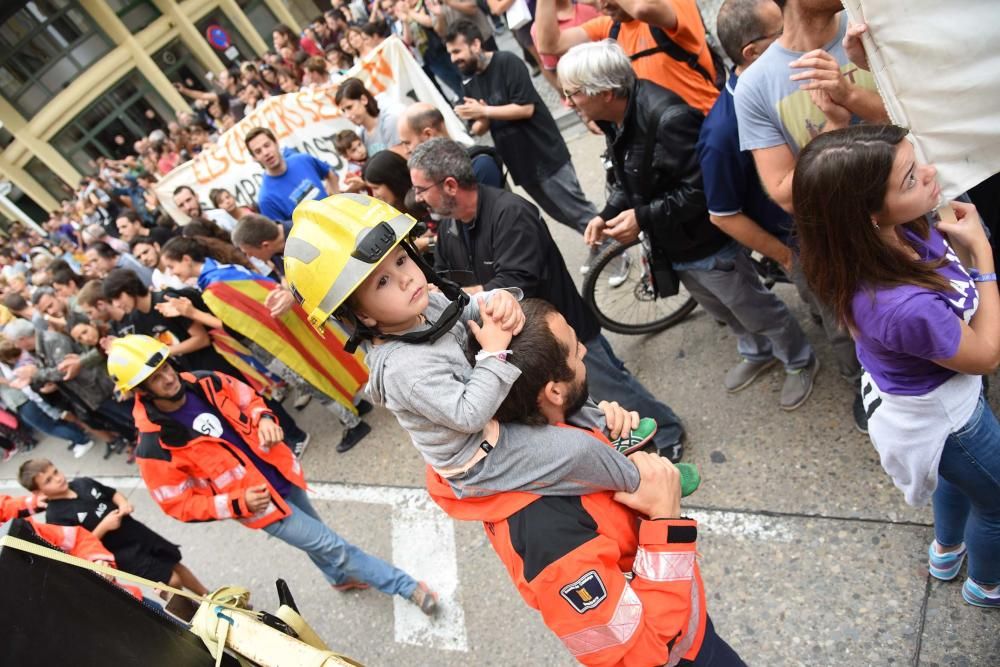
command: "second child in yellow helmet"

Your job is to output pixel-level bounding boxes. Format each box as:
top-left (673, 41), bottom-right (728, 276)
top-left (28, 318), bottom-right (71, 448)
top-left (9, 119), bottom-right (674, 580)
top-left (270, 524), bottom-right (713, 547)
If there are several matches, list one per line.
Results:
top-left (285, 194), bottom-right (647, 498)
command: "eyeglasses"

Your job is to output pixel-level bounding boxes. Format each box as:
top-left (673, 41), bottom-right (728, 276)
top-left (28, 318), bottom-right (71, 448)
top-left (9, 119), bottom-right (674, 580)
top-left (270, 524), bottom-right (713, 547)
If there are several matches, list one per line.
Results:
top-left (740, 27), bottom-right (783, 52)
top-left (412, 178), bottom-right (446, 196)
top-left (562, 88), bottom-right (583, 99)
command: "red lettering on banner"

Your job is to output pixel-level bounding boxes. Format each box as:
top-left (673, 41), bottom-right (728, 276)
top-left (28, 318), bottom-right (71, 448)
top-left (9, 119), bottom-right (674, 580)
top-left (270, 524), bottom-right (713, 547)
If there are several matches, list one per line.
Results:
top-left (269, 98), bottom-right (306, 137)
top-left (223, 129), bottom-right (248, 166)
top-left (296, 91), bottom-right (323, 123)
top-left (202, 142), bottom-right (230, 179)
top-left (191, 156), bottom-right (211, 184)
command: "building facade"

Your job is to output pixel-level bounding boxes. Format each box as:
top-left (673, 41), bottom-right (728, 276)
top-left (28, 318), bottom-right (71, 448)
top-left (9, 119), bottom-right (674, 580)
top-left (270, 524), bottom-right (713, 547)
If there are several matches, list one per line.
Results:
top-left (0, 0), bottom-right (324, 225)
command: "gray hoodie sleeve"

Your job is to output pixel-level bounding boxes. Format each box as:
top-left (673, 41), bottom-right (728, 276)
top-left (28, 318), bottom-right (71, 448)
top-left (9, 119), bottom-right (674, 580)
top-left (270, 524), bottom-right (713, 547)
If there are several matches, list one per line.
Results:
top-left (399, 353), bottom-right (521, 435)
top-left (448, 423), bottom-right (641, 498)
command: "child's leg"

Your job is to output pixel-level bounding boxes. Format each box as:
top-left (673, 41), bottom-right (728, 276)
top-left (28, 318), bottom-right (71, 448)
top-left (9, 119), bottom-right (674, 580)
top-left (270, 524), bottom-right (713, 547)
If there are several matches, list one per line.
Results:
top-left (449, 423), bottom-right (641, 499)
top-left (172, 562), bottom-right (210, 596)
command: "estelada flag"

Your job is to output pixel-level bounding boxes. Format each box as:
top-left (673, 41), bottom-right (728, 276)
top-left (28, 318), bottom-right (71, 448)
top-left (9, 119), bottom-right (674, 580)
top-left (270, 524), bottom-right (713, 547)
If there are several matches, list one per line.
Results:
top-left (197, 258), bottom-right (367, 413)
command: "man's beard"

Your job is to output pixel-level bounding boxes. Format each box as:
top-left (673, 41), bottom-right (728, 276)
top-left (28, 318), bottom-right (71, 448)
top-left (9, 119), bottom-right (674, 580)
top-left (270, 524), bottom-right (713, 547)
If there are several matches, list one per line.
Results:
top-left (432, 192), bottom-right (459, 217)
top-left (564, 377), bottom-right (590, 419)
top-left (457, 59), bottom-right (478, 76)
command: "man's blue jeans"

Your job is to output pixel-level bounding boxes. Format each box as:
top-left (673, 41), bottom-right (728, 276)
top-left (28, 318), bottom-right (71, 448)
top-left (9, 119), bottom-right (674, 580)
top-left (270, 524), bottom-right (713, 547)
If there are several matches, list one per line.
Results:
top-left (17, 402), bottom-right (89, 445)
top-left (933, 395), bottom-right (1000, 586)
top-left (583, 334), bottom-right (685, 451)
top-left (263, 486), bottom-right (417, 597)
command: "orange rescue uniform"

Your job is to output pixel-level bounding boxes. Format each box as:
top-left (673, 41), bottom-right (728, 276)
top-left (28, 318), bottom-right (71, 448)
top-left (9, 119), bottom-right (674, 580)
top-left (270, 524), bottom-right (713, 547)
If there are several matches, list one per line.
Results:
top-left (427, 426), bottom-right (707, 666)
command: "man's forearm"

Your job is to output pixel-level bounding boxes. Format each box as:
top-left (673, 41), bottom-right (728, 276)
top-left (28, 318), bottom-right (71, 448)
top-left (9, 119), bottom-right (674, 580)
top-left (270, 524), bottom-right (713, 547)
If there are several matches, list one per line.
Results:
top-left (844, 87), bottom-right (888, 123)
top-left (485, 104), bottom-right (534, 121)
top-left (533, 0), bottom-right (562, 54)
top-left (709, 212), bottom-right (792, 267)
top-left (610, 0), bottom-right (677, 29)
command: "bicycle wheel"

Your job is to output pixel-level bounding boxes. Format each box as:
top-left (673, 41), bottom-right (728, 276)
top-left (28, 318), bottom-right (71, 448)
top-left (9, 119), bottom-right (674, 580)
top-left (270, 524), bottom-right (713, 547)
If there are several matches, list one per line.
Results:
top-left (583, 238), bottom-right (697, 335)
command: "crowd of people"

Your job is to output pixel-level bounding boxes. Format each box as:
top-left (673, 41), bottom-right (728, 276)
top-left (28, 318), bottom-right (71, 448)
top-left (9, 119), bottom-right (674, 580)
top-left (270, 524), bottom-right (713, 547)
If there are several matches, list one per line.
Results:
top-left (1, 0), bottom-right (998, 663)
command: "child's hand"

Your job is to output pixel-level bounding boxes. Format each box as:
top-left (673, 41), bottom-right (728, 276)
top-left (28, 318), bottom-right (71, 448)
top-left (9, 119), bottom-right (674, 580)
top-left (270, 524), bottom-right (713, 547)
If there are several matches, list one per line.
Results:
top-left (98, 509), bottom-right (124, 532)
top-left (598, 400), bottom-right (639, 441)
top-left (468, 315), bottom-right (512, 354)
top-left (483, 290), bottom-right (525, 335)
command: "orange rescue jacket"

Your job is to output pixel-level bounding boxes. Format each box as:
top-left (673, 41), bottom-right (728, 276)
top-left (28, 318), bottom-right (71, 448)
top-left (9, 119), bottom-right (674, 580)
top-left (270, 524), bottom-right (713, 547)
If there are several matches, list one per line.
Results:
top-left (427, 425), bottom-right (707, 666)
top-left (132, 370), bottom-right (306, 530)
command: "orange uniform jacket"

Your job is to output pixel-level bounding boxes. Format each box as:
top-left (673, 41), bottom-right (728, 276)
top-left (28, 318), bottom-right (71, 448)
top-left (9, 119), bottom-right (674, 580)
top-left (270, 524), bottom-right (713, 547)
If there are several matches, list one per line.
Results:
top-left (427, 426), bottom-right (707, 667)
top-left (133, 370), bottom-right (306, 530)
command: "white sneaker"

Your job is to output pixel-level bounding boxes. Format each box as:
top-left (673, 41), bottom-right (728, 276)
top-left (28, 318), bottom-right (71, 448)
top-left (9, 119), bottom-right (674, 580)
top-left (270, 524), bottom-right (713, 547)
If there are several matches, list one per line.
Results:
top-left (580, 245), bottom-right (601, 275)
top-left (607, 253), bottom-right (632, 288)
top-left (72, 441), bottom-right (95, 459)
top-left (291, 433), bottom-right (311, 458)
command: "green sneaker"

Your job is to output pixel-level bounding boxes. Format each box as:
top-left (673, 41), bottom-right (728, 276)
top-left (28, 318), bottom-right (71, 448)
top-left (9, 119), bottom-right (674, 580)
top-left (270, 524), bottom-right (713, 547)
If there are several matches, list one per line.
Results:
top-left (611, 417), bottom-right (658, 455)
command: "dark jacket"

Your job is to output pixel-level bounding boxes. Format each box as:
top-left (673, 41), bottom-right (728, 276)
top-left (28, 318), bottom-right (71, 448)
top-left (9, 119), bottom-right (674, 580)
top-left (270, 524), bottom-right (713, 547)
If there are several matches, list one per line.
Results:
top-left (31, 329), bottom-right (114, 411)
top-left (435, 185), bottom-right (601, 343)
top-left (598, 79), bottom-right (729, 264)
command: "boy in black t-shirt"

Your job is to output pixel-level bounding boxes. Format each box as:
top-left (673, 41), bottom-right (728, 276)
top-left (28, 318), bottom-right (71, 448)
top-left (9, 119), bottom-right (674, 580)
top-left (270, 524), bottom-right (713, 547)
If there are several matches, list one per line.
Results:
top-left (19, 458), bottom-right (209, 597)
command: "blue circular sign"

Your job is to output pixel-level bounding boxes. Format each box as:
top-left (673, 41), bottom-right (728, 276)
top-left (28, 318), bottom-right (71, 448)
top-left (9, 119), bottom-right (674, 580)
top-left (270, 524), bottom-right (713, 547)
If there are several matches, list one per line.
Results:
top-left (206, 24), bottom-right (231, 50)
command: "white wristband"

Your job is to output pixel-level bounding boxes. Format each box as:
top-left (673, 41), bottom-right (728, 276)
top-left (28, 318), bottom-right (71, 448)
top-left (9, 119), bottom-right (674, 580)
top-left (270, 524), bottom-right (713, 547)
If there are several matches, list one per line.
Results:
top-left (475, 349), bottom-right (512, 363)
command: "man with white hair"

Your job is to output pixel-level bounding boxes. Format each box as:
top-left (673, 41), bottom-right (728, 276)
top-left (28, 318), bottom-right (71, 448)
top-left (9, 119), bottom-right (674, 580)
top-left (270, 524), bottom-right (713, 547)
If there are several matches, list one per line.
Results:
top-left (558, 40), bottom-right (818, 409)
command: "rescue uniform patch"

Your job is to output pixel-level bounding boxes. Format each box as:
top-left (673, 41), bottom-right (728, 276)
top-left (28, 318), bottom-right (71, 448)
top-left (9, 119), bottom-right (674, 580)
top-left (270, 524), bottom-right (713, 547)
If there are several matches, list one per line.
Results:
top-left (560, 570), bottom-right (607, 613)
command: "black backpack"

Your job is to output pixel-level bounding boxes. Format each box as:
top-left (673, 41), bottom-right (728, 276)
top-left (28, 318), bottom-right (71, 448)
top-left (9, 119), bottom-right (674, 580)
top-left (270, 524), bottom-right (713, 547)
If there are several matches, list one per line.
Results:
top-left (466, 144), bottom-right (509, 189)
top-left (609, 21), bottom-right (726, 91)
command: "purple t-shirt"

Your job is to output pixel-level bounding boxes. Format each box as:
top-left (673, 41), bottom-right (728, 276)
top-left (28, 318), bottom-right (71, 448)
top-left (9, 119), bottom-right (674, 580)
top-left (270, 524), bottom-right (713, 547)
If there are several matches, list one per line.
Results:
top-left (851, 226), bottom-right (978, 396)
top-left (166, 392), bottom-right (292, 497)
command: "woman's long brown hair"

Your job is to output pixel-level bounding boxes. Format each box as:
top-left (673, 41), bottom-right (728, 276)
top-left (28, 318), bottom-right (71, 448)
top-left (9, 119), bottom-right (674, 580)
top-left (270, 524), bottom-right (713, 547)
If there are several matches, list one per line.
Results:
top-left (793, 124), bottom-right (950, 329)
top-left (161, 236), bottom-right (252, 270)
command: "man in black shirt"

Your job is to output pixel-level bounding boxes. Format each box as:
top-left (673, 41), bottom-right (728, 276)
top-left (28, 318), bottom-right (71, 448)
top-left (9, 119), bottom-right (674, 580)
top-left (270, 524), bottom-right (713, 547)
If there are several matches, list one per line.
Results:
top-left (445, 20), bottom-right (598, 237)
top-left (410, 138), bottom-right (686, 460)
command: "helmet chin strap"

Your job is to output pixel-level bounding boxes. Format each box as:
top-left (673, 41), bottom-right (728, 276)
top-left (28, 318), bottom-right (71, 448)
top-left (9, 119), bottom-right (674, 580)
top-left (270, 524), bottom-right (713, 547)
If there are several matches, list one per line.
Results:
top-left (342, 241), bottom-right (470, 353)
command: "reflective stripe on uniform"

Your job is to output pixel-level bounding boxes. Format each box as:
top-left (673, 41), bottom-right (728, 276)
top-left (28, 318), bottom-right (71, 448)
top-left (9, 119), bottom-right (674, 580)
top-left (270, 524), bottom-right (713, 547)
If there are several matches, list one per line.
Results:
top-left (57, 525), bottom-right (76, 552)
top-left (632, 548), bottom-right (696, 582)
top-left (559, 583), bottom-right (642, 657)
top-left (151, 479), bottom-right (193, 503)
top-left (213, 494), bottom-right (232, 519)
top-left (666, 581), bottom-right (701, 667)
top-left (212, 465), bottom-right (247, 489)
top-left (238, 501), bottom-right (279, 526)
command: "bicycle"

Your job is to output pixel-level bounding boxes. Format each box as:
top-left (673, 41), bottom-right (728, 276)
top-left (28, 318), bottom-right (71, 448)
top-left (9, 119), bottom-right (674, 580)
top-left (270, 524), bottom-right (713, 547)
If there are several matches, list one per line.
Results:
top-left (582, 236), bottom-right (792, 336)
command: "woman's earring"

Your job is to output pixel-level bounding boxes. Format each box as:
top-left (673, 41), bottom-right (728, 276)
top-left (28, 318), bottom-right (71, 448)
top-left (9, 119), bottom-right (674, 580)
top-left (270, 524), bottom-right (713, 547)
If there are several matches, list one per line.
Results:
top-left (872, 219), bottom-right (880, 231)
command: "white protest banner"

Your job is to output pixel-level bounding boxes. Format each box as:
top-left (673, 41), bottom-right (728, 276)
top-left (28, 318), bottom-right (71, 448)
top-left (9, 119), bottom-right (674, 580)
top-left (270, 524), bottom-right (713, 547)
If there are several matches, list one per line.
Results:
top-left (155, 37), bottom-right (470, 223)
top-left (841, 1), bottom-right (1000, 199)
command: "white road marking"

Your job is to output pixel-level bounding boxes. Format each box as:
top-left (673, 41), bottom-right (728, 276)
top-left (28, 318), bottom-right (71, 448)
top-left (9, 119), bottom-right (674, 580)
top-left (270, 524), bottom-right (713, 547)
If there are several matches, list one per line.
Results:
top-left (0, 476), bottom-right (468, 652)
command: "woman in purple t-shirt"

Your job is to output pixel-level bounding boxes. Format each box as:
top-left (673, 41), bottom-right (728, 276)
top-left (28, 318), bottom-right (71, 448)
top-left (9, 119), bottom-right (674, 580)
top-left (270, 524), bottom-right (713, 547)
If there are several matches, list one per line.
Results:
top-left (794, 124), bottom-right (1000, 610)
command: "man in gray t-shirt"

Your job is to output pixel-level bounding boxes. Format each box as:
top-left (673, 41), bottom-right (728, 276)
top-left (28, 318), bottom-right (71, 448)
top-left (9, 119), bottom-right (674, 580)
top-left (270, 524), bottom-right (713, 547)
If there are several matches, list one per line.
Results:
top-left (734, 8), bottom-right (884, 212)
top-left (733, 4), bottom-right (888, 434)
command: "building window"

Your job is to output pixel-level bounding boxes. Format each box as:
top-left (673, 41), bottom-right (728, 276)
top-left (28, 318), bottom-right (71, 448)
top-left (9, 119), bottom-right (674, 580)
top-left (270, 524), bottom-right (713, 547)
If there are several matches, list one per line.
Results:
top-left (153, 40), bottom-right (211, 92)
top-left (105, 0), bottom-right (160, 34)
top-left (0, 1), bottom-right (114, 117)
top-left (24, 156), bottom-right (72, 201)
top-left (0, 125), bottom-right (14, 150)
top-left (237, 0), bottom-right (280, 50)
top-left (52, 69), bottom-right (172, 174)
